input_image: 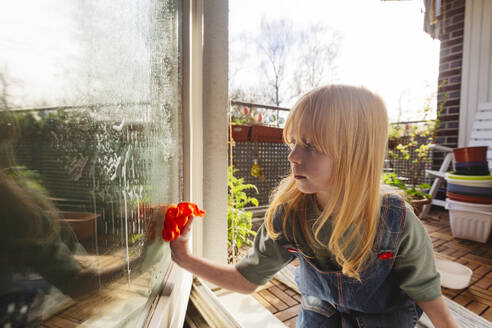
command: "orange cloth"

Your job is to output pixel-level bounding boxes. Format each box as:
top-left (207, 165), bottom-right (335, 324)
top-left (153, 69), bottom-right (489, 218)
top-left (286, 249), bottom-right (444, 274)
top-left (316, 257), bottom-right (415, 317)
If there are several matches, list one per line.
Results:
top-left (162, 202), bottom-right (205, 242)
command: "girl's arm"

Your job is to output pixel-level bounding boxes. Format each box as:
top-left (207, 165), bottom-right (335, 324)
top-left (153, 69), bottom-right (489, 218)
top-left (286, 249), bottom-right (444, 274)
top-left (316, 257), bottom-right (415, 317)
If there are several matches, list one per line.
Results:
top-left (170, 217), bottom-right (258, 294)
top-left (416, 296), bottom-right (458, 328)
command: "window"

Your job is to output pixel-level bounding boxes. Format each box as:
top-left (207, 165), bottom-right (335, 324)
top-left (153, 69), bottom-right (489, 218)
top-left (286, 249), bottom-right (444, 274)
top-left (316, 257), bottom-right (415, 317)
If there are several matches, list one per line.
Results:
top-left (0, 0), bottom-right (181, 326)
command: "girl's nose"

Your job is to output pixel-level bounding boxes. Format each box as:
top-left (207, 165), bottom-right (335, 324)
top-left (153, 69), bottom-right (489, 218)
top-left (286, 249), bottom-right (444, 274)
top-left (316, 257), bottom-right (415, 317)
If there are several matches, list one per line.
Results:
top-left (287, 146), bottom-right (301, 164)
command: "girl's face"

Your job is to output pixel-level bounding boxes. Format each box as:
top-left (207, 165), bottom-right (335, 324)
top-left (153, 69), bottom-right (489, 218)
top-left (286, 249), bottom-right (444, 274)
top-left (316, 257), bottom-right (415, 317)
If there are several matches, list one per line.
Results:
top-left (287, 135), bottom-right (334, 199)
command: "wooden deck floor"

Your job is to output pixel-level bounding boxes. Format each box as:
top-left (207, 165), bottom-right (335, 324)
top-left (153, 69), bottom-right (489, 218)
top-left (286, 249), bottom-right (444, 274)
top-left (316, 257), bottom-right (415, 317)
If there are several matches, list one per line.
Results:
top-left (252, 208), bottom-right (492, 327)
top-left (40, 249), bottom-right (153, 327)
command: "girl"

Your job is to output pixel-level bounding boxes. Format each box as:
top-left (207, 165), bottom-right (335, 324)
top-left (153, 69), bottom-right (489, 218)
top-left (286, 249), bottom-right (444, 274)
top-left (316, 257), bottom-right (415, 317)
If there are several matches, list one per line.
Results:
top-left (171, 85), bottom-right (458, 327)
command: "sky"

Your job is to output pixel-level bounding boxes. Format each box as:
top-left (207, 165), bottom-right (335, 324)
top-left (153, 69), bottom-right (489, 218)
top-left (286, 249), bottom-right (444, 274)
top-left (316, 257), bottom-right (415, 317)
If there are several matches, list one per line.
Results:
top-left (229, 0), bottom-right (441, 122)
top-left (0, 1), bottom-right (76, 106)
top-left (0, 1), bottom-right (439, 122)
top-left (0, 1), bottom-right (154, 108)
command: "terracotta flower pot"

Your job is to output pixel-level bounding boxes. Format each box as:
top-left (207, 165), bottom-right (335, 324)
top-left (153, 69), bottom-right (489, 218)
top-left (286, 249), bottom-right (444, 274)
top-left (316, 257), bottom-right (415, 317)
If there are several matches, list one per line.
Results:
top-left (250, 125), bottom-right (284, 143)
top-left (58, 212), bottom-right (100, 240)
top-left (453, 146), bottom-right (488, 163)
top-left (411, 198), bottom-right (431, 217)
top-left (228, 125), bottom-right (251, 142)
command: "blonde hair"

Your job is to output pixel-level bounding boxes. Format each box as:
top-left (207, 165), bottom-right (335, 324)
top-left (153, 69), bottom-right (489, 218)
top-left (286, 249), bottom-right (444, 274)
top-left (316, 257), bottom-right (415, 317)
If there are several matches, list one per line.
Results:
top-left (0, 109), bottom-right (60, 244)
top-left (265, 85), bottom-right (389, 281)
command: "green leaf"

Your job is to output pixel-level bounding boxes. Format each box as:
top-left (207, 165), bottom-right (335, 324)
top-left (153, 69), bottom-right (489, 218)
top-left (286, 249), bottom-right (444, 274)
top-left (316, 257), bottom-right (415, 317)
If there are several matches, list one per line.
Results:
top-left (228, 165), bottom-right (259, 260)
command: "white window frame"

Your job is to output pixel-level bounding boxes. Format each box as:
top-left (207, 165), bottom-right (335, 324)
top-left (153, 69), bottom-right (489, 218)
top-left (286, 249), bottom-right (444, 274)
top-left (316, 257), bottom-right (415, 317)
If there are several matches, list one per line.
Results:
top-left (146, 0), bottom-right (228, 326)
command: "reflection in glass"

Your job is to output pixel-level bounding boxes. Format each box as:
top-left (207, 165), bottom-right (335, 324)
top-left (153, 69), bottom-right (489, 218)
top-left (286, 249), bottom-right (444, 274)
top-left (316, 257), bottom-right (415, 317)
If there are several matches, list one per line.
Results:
top-left (0, 0), bottom-right (181, 326)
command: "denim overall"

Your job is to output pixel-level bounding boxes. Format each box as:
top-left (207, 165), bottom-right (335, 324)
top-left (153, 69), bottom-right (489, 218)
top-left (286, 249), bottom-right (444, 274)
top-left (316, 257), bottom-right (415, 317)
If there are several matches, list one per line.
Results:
top-left (291, 195), bottom-right (423, 328)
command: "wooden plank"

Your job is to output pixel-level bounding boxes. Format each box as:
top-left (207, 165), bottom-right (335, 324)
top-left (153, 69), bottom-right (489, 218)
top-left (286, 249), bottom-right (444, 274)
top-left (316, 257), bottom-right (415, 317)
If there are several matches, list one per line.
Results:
top-left (468, 139), bottom-right (492, 148)
top-left (435, 245), bottom-right (449, 253)
top-left (453, 294), bottom-right (473, 307)
top-left (291, 293), bottom-right (301, 302)
top-left (466, 301), bottom-right (488, 316)
top-left (442, 287), bottom-right (460, 298)
top-left (445, 240), bottom-right (480, 252)
top-left (432, 239), bottom-right (448, 249)
top-left (481, 306), bottom-right (492, 322)
top-left (477, 248), bottom-right (492, 258)
top-left (284, 316), bottom-right (298, 328)
top-left (267, 286), bottom-right (298, 307)
top-left (284, 288), bottom-right (299, 297)
top-left (478, 103), bottom-right (492, 111)
top-left (462, 290), bottom-right (492, 308)
top-left (425, 224), bottom-right (444, 233)
top-left (257, 289), bottom-right (288, 311)
top-left (470, 130), bottom-right (492, 139)
top-left (255, 281), bottom-right (274, 292)
top-left (271, 279), bottom-right (289, 291)
top-left (464, 254), bottom-right (492, 267)
top-left (447, 249), bottom-right (470, 261)
top-left (430, 232), bottom-right (454, 241)
top-left (457, 258), bottom-right (470, 267)
top-left (57, 313), bottom-right (83, 324)
top-left (42, 316), bottom-right (80, 328)
top-left (466, 287), bottom-right (492, 307)
top-left (441, 247), bottom-right (460, 259)
top-left (466, 261), bottom-right (482, 271)
top-left (275, 304), bottom-right (301, 322)
top-left (470, 265), bottom-right (491, 282)
top-left (62, 293), bottom-right (114, 320)
top-left (435, 252), bottom-right (456, 262)
top-left (251, 292), bottom-right (278, 314)
top-left (473, 121), bottom-right (492, 129)
top-left (475, 277), bottom-right (492, 290)
top-left (476, 111), bottom-right (492, 120)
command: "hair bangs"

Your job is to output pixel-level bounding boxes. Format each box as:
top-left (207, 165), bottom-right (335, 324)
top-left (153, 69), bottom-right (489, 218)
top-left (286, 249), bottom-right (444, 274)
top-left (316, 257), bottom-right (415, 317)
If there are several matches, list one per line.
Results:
top-left (283, 91), bottom-right (333, 156)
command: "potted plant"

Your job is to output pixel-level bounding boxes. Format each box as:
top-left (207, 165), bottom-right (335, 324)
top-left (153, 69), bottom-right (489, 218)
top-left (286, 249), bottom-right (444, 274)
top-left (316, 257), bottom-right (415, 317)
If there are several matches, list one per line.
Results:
top-left (382, 173), bottom-right (431, 217)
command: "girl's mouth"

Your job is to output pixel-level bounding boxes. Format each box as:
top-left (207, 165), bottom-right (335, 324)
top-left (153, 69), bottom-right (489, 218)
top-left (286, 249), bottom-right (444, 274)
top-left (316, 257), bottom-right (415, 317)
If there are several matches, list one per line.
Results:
top-left (294, 175), bottom-right (306, 180)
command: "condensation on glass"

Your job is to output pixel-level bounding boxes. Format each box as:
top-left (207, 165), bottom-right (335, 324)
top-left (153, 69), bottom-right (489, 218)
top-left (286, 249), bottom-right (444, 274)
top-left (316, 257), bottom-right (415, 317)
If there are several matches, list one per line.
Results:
top-left (0, 1), bottom-right (181, 326)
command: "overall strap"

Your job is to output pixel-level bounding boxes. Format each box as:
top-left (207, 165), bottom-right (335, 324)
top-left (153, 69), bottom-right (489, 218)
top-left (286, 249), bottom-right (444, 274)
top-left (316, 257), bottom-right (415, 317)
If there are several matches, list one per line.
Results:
top-left (376, 194), bottom-right (407, 253)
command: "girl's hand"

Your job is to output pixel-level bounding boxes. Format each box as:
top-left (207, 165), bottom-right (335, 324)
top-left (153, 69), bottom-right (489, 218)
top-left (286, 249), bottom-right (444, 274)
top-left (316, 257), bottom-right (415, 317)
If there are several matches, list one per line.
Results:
top-left (417, 296), bottom-right (459, 328)
top-left (170, 216), bottom-right (194, 265)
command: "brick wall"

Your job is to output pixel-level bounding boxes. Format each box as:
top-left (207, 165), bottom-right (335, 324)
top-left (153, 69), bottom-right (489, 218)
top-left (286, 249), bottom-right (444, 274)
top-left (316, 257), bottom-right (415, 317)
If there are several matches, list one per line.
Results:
top-left (433, 0), bottom-right (465, 170)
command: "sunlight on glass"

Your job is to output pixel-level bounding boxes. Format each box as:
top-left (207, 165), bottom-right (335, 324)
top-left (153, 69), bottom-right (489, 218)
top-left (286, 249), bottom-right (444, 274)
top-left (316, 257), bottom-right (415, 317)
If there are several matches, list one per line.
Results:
top-left (0, 0), bottom-right (181, 326)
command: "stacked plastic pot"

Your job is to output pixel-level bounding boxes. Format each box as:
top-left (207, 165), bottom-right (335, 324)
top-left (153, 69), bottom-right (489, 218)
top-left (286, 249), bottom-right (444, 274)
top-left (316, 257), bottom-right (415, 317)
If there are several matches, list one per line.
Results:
top-left (445, 146), bottom-right (492, 243)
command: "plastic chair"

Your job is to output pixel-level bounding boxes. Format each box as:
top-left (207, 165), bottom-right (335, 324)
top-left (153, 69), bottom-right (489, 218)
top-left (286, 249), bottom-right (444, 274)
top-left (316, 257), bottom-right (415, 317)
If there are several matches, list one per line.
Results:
top-left (422, 103), bottom-right (492, 216)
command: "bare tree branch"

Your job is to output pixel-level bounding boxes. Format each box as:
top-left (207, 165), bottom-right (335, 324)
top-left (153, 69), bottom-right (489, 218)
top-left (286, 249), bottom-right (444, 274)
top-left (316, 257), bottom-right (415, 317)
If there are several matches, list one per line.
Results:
top-left (230, 18), bottom-right (340, 107)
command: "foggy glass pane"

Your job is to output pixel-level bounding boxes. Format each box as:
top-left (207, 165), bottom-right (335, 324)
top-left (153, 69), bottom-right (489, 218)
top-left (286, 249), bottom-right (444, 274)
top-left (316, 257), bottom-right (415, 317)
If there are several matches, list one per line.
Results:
top-left (0, 0), bottom-right (181, 326)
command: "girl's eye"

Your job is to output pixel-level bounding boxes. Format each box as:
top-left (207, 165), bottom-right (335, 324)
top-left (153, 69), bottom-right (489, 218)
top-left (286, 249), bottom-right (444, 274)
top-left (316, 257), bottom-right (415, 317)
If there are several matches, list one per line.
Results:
top-left (303, 140), bottom-right (316, 151)
top-left (287, 139), bottom-right (316, 151)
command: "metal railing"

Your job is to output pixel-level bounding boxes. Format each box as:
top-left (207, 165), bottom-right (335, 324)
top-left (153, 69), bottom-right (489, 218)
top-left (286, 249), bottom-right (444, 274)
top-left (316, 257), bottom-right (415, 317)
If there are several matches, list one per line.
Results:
top-left (229, 100), bottom-right (290, 128)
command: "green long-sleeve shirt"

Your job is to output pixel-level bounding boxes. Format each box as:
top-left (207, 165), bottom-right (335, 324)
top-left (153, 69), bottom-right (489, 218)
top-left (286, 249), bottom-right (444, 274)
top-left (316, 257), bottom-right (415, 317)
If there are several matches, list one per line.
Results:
top-left (236, 194), bottom-right (442, 302)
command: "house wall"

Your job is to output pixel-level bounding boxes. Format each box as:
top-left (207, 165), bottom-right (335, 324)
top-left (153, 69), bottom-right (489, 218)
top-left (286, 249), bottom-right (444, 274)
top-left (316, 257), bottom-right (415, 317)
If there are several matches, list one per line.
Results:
top-left (459, 0), bottom-right (492, 147)
top-left (433, 0), bottom-right (466, 169)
